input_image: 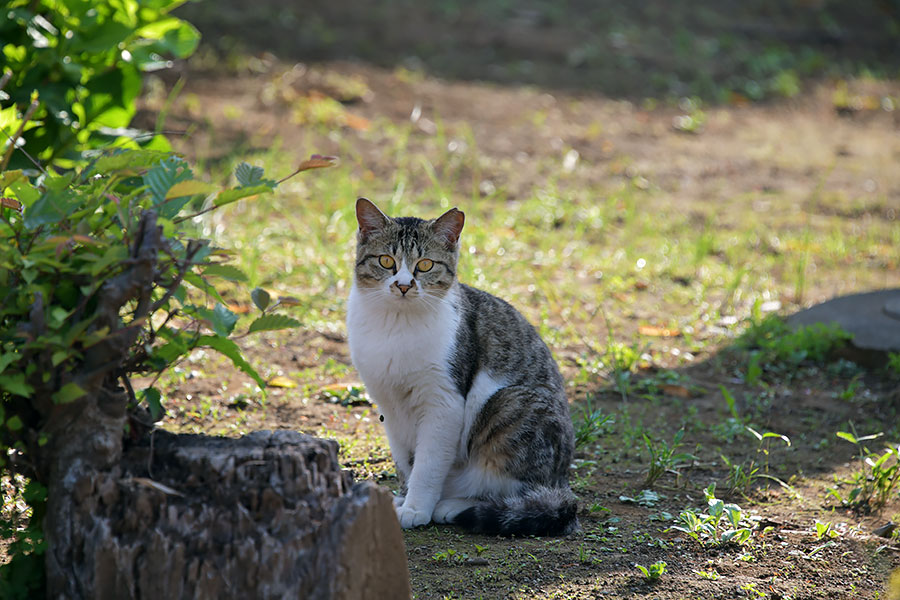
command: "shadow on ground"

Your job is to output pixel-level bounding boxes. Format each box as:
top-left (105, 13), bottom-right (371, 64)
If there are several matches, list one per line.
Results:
top-left (176, 0), bottom-right (900, 101)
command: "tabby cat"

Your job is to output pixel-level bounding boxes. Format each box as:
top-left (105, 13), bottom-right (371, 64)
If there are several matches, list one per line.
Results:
top-left (346, 198), bottom-right (576, 536)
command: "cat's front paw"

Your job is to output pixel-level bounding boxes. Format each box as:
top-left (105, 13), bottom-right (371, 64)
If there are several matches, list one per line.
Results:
top-left (395, 504), bottom-right (432, 529)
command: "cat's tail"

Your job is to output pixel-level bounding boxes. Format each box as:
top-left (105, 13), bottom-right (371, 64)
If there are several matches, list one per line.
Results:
top-left (452, 486), bottom-right (578, 537)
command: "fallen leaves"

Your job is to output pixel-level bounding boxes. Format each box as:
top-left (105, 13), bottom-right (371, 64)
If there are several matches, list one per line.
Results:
top-left (638, 325), bottom-right (681, 338)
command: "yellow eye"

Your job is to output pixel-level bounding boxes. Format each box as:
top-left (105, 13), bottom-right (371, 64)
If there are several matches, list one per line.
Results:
top-left (378, 255), bottom-right (395, 269)
top-left (416, 258), bottom-right (434, 272)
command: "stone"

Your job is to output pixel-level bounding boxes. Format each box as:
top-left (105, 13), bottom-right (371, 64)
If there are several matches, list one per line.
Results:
top-left (787, 288), bottom-right (900, 359)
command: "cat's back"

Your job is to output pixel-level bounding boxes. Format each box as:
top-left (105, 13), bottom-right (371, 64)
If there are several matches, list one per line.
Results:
top-left (452, 283), bottom-right (564, 395)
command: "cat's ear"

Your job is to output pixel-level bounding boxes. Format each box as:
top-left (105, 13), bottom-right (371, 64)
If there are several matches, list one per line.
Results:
top-left (432, 207), bottom-right (465, 249)
top-left (356, 197), bottom-right (390, 240)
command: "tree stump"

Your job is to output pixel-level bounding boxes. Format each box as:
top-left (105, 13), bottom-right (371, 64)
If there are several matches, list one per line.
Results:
top-left (48, 429), bottom-right (410, 599)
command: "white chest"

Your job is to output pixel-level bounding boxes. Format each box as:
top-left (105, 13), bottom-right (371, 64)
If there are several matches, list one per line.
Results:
top-left (346, 284), bottom-right (461, 397)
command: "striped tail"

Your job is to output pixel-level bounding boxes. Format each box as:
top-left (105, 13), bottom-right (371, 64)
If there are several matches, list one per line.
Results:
top-left (452, 486), bottom-right (578, 537)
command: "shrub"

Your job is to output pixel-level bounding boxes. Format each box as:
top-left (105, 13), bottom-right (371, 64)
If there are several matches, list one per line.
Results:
top-left (0, 0), bottom-right (199, 169)
top-left (0, 148), bottom-right (333, 595)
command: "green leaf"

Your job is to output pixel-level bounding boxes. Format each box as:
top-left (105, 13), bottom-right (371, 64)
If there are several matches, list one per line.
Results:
top-left (93, 149), bottom-right (172, 173)
top-left (213, 184), bottom-right (274, 208)
top-left (203, 264), bottom-right (248, 282)
top-left (234, 162), bottom-right (265, 186)
top-left (142, 387), bottom-right (163, 421)
top-left (0, 353), bottom-right (17, 376)
top-left (250, 287), bottom-right (270, 311)
top-left (136, 18), bottom-right (201, 59)
top-left (6, 415), bottom-right (23, 432)
top-left (53, 382), bottom-right (87, 404)
top-left (144, 155), bottom-right (193, 205)
top-left (836, 431), bottom-right (858, 444)
top-left (248, 313), bottom-right (301, 334)
top-left (197, 335), bottom-right (266, 389)
top-left (24, 189), bottom-right (80, 229)
top-left (211, 303), bottom-right (237, 337)
top-left (0, 374), bottom-right (34, 397)
top-left (165, 179), bottom-right (216, 200)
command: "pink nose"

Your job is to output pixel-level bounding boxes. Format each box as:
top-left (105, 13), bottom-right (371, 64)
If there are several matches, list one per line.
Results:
top-left (395, 282), bottom-right (412, 295)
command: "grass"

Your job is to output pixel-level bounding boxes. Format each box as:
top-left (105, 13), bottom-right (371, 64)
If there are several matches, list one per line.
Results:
top-left (140, 29), bottom-right (900, 597)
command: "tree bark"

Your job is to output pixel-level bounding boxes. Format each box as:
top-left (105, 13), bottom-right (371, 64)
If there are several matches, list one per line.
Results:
top-left (46, 429), bottom-right (410, 599)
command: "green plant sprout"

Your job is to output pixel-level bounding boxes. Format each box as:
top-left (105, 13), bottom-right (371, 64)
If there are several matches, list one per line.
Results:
top-left (635, 561), bottom-right (667, 581)
top-left (642, 429), bottom-right (697, 487)
top-left (826, 428), bottom-right (900, 510)
top-left (669, 484), bottom-right (755, 546)
top-left (723, 426), bottom-right (791, 495)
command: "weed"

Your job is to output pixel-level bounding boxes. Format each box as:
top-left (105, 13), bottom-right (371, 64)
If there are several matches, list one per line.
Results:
top-left (573, 395), bottom-right (614, 449)
top-left (669, 484), bottom-right (754, 546)
top-left (813, 521), bottom-right (839, 541)
top-left (826, 429), bottom-right (900, 510)
top-left (619, 490), bottom-right (663, 508)
top-left (886, 353), bottom-right (900, 378)
top-left (736, 315), bottom-right (852, 383)
top-left (634, 561), bottom-right (667, 582)
top-left (642, 429), bottom-right (697, 487)
top-left (723, 427), bottom-right (791, 495)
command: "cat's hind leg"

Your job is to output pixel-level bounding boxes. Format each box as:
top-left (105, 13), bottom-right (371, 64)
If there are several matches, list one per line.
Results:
top-left (432, 498), bottom-right (478, 523)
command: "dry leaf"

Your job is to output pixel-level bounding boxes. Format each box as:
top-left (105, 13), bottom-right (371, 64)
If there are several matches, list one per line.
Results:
top-left (660, 384), bottom-right (692, 398)
top-left (638, 325), bottom-right (680, 337)
top-left (296, 154), bottom-right (338, 172)
top-left (344, 113), bottom-right (371, 131)
top-left (1, 197), bottom-right (22, 211)
top-left (225, 303), bottom-right (252, 314)
top-left (276, 296), bottom-right (302, 307)
top-left (267, 376), bottom-right (298, 389)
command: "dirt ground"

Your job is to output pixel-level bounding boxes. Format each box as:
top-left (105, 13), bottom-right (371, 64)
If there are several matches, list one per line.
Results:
top-left (127, 1), bottom-right (900, 598)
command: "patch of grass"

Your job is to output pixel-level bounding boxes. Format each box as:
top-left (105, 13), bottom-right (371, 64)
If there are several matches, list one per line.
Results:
top-left (642, 429), bottom-right (697, 488)
top-left (573, 395), bottom-right (614, 450)
top-left (737, 315), bottom-right (852, 382)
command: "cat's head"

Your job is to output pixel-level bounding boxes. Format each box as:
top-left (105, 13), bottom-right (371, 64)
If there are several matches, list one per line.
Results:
top-left (353, 197), bottom-right (464, 305)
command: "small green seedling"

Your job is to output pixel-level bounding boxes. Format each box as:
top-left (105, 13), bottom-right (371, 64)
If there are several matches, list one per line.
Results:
top-left (573, 395), bottom-right (614, 449)
top-left (669, 484), bottom-right (754, 546)
top-left (813, 521), bottom-right (839, 541)
top-left (826, 429), bottom-right (900, 510)
top-left (635, 561), bottom-right (667, 581)
top-left (642, 429), bottom-right (697, 487)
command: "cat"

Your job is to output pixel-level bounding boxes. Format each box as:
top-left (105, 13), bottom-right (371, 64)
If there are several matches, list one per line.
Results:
top-left (346, 197), bottom-right (577, 536)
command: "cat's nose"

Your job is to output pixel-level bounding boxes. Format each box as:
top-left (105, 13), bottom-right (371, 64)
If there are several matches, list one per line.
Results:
top-left (394, 281), bottom-right (414, 295)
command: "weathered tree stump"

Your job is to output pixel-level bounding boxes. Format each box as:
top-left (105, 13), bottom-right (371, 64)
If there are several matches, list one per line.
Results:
top-left (47, 429), bottom-right (410, 600)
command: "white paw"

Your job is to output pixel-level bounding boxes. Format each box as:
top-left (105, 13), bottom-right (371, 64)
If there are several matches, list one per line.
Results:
top-left (392, 494), bottom-right (406, 508)
top-left (395, 504), bottom-right (432, 529)
top-left (432, 498), bottom-right (477, 524)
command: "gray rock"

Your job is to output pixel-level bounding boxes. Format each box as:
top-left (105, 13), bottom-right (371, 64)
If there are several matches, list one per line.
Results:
top-left (787, 288), bottom-right (900, 354)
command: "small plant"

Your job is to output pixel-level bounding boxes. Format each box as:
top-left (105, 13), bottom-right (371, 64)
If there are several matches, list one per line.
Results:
top-left (886, 352), bottom-right (900, 378)
top-left (619, 489), bottom-right (663, 508)
top-left (573, 395), bottom-right (614, 449)
top-left (634, 561), bottom-right (667, 582)
top-left (736, 315), bottom-right (852, 383)
top-left (723, 427), bottom-right (791, 495)
top-left (669, 484), bottom-right (754, 546)
top-left (694, 568), bottom-right (719, 580)
top-left (642, 429), bottom-right (697, 487)
top-left (813, 521), bottom-right (839, 541)
top-left (825, 429), bottom-right (900, 510)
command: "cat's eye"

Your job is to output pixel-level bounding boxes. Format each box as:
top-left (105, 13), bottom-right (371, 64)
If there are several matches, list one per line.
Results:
top-left (416, 258), bottom-right (434, 272)
top-left (378, 255), bottom-right (395, 269)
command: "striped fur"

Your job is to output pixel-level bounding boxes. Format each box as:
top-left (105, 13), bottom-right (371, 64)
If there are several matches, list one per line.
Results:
top-left (347, 198), bottom-right (577, 536)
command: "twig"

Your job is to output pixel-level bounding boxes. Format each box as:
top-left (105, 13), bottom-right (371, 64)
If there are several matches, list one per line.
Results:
top-left (1, 96), bottom-right (40, 171)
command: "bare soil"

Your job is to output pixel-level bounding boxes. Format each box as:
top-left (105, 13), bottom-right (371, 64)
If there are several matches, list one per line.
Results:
top-left (134, 2), bottom-right (900, 598)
